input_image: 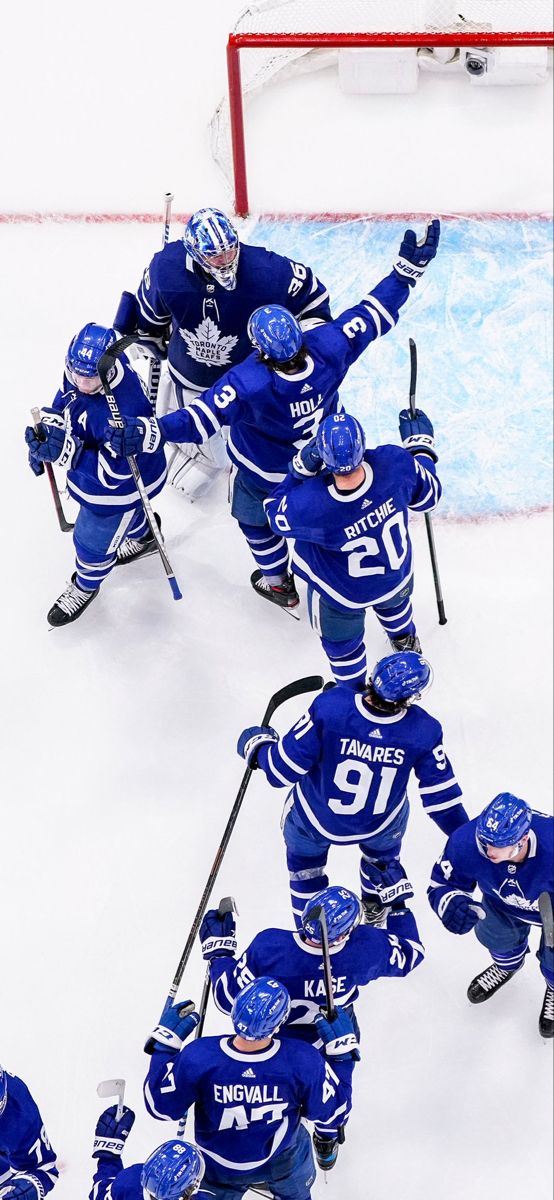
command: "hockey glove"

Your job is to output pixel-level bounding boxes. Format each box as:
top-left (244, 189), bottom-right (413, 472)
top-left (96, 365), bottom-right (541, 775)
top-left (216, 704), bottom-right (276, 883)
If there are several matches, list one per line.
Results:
top-left (92, 1104), bottom-right (136, 1160)
top-left (393, 218), bottom-right (441, 286)
top-left (237, 725), bottom-right (279, 769)
top-left (398, 407), bottom-right (438, 462)
top-left (104, 416), bottom-right (164, 458)
top-left (146, 1000), bottom-right (199, 1054)
top-left (289, 438), bottom-right (324, 480)
top-left (316, 1007), bottom-right (361, 1062)
top-left (439, 891), bottom-right (485, 935)
top-left (200, 907), bottom-right (238, 961)
top-left (25, 411), bottom-right (80, 471)
top-left (362, 859), bottom-right (415, 907)
top-left (0, 1179), bottom-right (43, 1200)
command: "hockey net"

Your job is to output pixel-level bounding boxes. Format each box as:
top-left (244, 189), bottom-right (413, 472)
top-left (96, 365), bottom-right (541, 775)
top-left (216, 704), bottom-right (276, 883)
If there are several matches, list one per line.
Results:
top-left (211, 0), bottom-right (554, 213)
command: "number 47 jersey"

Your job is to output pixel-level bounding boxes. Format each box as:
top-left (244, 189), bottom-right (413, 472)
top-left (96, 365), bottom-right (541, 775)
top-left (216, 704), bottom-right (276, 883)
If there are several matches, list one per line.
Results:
top-left (256, 686), bottom-right (467, 841)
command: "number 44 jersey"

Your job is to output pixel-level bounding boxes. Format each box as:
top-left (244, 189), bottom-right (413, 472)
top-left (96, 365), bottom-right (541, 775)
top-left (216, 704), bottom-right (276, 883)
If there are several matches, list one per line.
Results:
top-left (255, 685), bottom-right (467, 840)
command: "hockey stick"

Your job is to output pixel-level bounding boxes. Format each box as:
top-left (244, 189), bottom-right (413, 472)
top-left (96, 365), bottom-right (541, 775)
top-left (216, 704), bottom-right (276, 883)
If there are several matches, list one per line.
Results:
top-left (97, 337), bottom-right (182, 601)
top-left (538, 892), bottom-right (554, 950)
top-left (176, 896), bottom-right (237, 1139)
top-left (148, 675), bottom-right (323, 1046)
top-left (97, 1078), bottom-right (126, 1123)
top-left (148, 192), bottom-right (174, 408)
top-left (408, 339), bottom-right (447, 626)
top-left (30, 407), bottom-right (75, 533)
top-left (304, 902), bottom-right (346, 1147)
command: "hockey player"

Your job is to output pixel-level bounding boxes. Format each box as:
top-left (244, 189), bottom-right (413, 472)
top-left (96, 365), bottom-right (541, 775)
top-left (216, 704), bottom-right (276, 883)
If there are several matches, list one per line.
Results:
top-left (25, 323), bottom-right (167, 627)
top-left (88, 1104), bottom-right (206, 1198)
top-left (105, 220), bottom-right (440, 610)
top-left (263, 407), bottom-right (440, 681)
top-left (428, 793), bottom-right (554, 1038)
top-left (144, 976), bottom-right (357, 1195)
top-left (0, 1065), bottom-right (58, 1198)
top-left (115, 207), bottom-right (332, 500)
top-left (199, 885), bottom-right (424, 1170)
top-left (238, 652), bottom-right (467, 926)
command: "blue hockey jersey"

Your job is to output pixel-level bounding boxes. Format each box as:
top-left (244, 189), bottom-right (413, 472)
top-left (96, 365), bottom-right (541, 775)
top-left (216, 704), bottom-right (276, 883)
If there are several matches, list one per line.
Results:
top-left (429, 811), bottom-right (554, 927)
top-left (0, 1071), bottom-right (58, 1195)
top-left (49, 358), bottom-right (167, 513)
top-left (264, 446), bottom-right (441, 610)
top-left (209, 910), bottom-right (424, 1046)
top-left (256, 684), bottom-right (466, 841)
top-left (136, 240), bottom-right (331, 392)
top-left (144, 1035), bottom-right (352, 1175)
top-left (157, 269), bottom-right (414, 488)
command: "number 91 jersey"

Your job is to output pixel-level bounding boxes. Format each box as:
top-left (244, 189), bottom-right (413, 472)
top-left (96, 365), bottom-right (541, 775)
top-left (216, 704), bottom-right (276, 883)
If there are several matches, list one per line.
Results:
top-left (256, 686), bottom-right (464, 841)
top-left (264, 445), bottom-right (441, 610)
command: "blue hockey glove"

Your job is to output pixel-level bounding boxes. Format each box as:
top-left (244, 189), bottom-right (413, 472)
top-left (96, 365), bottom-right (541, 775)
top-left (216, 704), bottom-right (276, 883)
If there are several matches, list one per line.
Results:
top-left (393, 218), bottom-right (441, 286)
top-left (200, 908), bottom-right (238, 961)
top-left (104, 416), bottom-right (164, 457)
top-left (398, 407), bottom-right (438, 462)
top-left (237, 725), bottom-right (279, 769)
top-left (289, 438), bottom-right (324, 480)
top-left (92, 1104), bottom-right (136, 1160)
top-left (363, 859), bottom-right (414, 907)
top-left (439, 892), bottom-right (485, 935)
top-left (25, 411), bottom-right (78, 470)
top-left (316, 1007), bottom-right (361, 1062)
top-left (146, 1000), bottom-right (199, 1053)
top-left (0, 1179), bottom-right (43, 1200)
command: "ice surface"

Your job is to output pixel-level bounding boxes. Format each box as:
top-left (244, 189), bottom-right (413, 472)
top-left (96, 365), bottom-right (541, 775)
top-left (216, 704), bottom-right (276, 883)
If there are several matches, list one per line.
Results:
top-left (0, 4), bottom-right (552, 1198)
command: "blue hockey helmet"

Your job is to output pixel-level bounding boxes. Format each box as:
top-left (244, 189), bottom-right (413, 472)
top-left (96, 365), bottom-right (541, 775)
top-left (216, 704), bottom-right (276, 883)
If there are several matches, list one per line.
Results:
top-left (316, 413), bottom-right (366, 474)
top-left (141, 1140), bottom-right (205, 1200)
top-left (371, 652), bottom-right (432, 706)
top-left (247, 305), bottom-right (303, 363)
top-left (183, 207), bottom-right (240, 291)
top-left (232, 977), bottom-right (291, 1040)
top-left (302, 886), bottom-right (362, 946)
top-left (0, 1067), bottom-right (7, 1116)
top-left (476, 794), bottom-right (532, 850)
top-left (65, 323), bottom-right (117, 392)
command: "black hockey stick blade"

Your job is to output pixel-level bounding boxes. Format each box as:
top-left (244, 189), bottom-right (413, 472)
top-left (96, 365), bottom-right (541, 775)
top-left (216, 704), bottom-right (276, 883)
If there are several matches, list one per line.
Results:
top-left (408, 337), bottom-right (418, 414)
top-left (538, 892), bottom-right (554, 950)
top-left (264, 675), bottom-right (324, 724)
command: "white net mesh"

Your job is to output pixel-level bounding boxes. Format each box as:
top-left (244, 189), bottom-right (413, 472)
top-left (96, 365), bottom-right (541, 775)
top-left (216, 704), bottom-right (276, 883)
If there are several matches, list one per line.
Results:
top-left (211, 0), bottom-right (553, 192)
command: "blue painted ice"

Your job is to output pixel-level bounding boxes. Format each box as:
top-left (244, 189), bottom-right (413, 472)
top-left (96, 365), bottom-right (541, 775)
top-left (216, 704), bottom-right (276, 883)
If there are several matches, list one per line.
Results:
top-left (254, 217), bottom-right (553, 519)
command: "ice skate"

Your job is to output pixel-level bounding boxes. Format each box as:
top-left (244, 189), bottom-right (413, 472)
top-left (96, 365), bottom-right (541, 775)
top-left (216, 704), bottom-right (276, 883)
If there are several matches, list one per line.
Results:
top-left (116, 513), bottom-right (161, 565)
top-left (47, 574), bottom-right (99, 628)
top-left (467, 962), bottom-right (516, 1004)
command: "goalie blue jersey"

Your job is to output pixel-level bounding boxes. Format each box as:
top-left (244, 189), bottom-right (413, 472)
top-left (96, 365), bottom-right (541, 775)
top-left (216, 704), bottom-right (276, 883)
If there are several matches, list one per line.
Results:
top-left (50, 358), bottom-right (167, 513)
top-left (144, 1035), bottom-right (352, 1175)
top-left (0, 1070), bottom-right (58, 1195)
top-left (256, 684), bottom-right (466, 840)
top-left (264, 447), bottom-right (441, 610)
top-left (136, 239), bottom-right (331, 392)
top-left (429, 811), bottom-right (554, 927)
top-left (157, 269), bottom-right (414, 487)
top-left (209, 910), bottom-right (424, 1046)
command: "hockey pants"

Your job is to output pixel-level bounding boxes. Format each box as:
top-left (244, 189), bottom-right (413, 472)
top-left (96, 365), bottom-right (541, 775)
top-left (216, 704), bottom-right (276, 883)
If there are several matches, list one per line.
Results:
top-left (199, 1125), bottom-right (316, 1199)
top-left (73, 506), bottom-right (149, 591)
top-left (475, 895), bottom-right (554, 985)
top-left (282, 794), bottom-right (410, 927)
top-left (231, 469), bottom-right (290, 581)
top-left (307, 579), bottom-right (416, 689)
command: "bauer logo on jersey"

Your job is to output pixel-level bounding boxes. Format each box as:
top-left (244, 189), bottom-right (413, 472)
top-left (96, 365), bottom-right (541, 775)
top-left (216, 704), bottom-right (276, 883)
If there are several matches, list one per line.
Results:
top-left (179, 317), bottom-right (238, 368)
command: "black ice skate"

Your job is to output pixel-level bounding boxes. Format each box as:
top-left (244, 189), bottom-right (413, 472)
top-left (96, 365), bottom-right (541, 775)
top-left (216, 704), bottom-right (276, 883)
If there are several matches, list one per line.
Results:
top-left (539, 985), bottom-right (554, 1038)
top-left (116, 513), bottom-right (161, 566)
top-left (361, 897), bottom-right (389, 928)
top-left (467, 962), bottom-right (516, 1004)
top-left (388, 633), bottom-right (422, 653)
top-left (47, 574), bottom-right (99, 628)
top-left (250, 569), bottom-right (300, 614)
top-left (313, 1133), bottom-right (339, 1172)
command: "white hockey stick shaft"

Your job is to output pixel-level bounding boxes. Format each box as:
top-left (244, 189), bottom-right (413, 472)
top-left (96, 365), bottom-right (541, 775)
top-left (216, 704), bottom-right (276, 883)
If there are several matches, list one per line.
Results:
top-left (97, 1078), bottom-right (126, 1122)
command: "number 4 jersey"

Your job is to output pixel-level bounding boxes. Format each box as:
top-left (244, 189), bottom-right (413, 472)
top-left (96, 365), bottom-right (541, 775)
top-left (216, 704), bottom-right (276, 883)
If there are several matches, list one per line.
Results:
top-left (255, 685), bottom-right (467, 840)
top-left (264, 447), bottom-right (441, 611)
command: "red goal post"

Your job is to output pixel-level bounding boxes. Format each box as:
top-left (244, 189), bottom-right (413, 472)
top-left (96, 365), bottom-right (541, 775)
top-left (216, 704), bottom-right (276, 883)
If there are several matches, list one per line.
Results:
top-left (217, 1), bottom-right (554, 215)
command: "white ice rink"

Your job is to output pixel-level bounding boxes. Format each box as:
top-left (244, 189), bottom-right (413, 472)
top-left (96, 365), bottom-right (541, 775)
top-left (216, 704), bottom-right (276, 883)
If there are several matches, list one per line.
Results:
top-left (1, 4), bottom-right (552, 1198)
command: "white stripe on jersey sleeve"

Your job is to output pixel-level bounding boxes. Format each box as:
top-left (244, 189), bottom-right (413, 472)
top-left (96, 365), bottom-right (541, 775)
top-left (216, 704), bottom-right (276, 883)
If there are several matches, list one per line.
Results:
top-left (137, 289), bottom-right (168, 326)
top-left (189, 398), bottom-right (222, 436)
top-left (420, 778), bottom-right (459, 795)
top-left (424, 796), bottom-right (464, 814)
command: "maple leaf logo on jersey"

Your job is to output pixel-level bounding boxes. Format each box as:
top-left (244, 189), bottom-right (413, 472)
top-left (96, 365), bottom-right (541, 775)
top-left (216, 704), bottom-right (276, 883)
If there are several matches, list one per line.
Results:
top-left (179, 317), bottom-right (238, 368)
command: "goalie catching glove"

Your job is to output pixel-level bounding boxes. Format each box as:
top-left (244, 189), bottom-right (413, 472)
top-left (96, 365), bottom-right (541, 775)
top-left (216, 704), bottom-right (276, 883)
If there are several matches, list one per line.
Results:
top-left (104, 416), bottom-right (165, 458)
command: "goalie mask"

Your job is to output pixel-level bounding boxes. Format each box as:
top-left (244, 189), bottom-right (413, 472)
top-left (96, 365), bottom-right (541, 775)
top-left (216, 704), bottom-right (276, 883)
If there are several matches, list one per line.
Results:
top-left (183, 208), bottom-right (240, 291)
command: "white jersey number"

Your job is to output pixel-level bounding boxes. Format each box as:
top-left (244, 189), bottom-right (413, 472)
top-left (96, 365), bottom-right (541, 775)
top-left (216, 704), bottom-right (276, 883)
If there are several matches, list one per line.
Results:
top-left (341, 512), bottom-right (408, 577)
top-left (329, 759), bottom-right (397, 816)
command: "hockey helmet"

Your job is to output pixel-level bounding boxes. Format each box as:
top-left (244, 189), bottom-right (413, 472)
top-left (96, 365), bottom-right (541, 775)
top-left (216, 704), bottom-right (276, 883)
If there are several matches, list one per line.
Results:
top-left (141, 1139), bottom-right (205, 1200)
top-left (316, 413), bottom-right (365, 474)
top-left (232, 976), bottom-right (291, 1041)
top-left (302, 886), bottom-right (363, 946)
top-left (65, 323), bottom-right (117, 393)
top-left (371, 652), bottom-right (432, 706)
top-left (183, 207), bottom-right (240, 290)
top-left (476, 794), bottom-right (532, 850)
top-left (247, 305), bottom-right (303, 363)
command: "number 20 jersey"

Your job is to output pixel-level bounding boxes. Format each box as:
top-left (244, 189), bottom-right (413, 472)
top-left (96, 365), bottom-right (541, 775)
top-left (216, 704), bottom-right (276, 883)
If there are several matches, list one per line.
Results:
top-left (256, 685), bottom-right (466, 841)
